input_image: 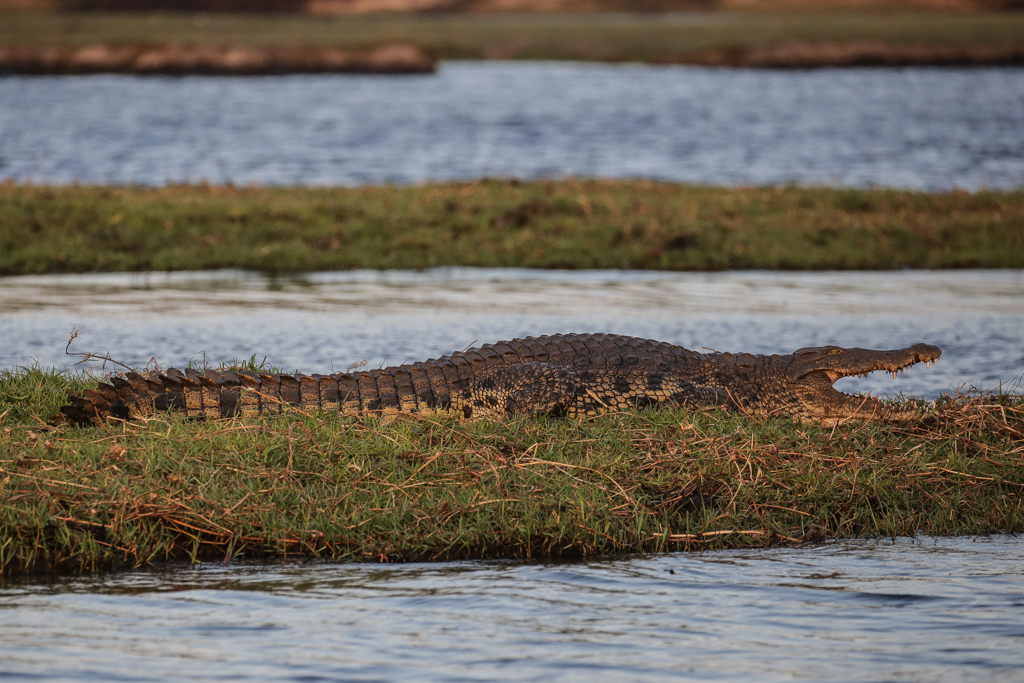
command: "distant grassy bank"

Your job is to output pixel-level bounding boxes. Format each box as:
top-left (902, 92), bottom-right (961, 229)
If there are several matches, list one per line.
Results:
top-left (1, 367), bottom-right (1022, 576)
top-left (2, 181), bottom-right (1022, 274)
top-left (1, 9), bottom-right (1023, 65)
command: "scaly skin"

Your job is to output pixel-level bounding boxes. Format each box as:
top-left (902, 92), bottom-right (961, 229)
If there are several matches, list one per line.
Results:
top-left (56, 333), bottom-right (941, 427)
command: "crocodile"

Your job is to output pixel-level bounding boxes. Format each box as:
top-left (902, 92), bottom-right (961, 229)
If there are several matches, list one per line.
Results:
top-left (56, 333), bottom-right (941, 427)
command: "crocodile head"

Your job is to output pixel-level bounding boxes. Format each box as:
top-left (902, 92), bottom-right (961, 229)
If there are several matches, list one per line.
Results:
top-left (780, 343), bottom-right (942, 425)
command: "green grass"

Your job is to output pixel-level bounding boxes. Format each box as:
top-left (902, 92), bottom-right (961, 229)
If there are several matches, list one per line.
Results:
top-left (1, 366), bottom-right (1022, 576)
top-left (2, 10), bottom-right (1023, 61)
top-left (2, 181), bottom-right (1023, 274)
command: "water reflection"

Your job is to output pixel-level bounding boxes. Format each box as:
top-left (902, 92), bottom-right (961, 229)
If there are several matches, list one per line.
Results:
top-left (2, 268), bottom-right (1023, 399)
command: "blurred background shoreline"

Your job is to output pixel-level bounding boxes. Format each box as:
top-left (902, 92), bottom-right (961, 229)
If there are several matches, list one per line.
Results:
top-left (5, 0), bottom-right (1023, 13)
top-left (2, 0), bottom-right (1024, 71)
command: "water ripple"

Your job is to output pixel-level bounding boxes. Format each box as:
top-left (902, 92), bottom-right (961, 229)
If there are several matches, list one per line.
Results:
top-left (2, 269), bottom-right (1022, 398)
top-left (2, 537), bottom-right (1023, 682)
top-left (2, 64), bottom-right (1023, 190)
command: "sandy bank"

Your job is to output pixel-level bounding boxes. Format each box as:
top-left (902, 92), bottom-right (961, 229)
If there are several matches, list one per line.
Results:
top-left (0, 43), bottom-right (435, 74)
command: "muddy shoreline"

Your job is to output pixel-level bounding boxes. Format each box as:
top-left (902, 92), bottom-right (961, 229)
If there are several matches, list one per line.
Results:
top-left (2, 41), bottom-right (1022, 74)
top-left (686, 42), bottom-right (1024, 68)
top-left (0, 43), bottom-right (435, 74)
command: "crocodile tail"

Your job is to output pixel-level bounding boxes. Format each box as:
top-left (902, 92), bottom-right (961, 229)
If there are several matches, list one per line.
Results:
top-left (56, 369), bottom-right (368, 426)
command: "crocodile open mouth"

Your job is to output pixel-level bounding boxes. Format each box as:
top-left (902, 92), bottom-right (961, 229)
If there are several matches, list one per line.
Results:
top-left (794, 343), bottom-right (942, 421)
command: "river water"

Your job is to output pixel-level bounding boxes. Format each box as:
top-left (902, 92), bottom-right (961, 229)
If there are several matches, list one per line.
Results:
top-left (2, 63), bottom-right (1023, 190)
top-left (2, 536), bottom-right (1023, 682)
top-left (2, 268), bottom-right (1023, 398)
top-left (2, 268), bottom-right (1022, 681)
top-left (3, 63), bottom-right (1024, 680)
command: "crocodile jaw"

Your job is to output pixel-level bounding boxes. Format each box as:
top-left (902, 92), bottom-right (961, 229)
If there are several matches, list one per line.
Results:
top-left (786, 343), bottom-right (942, 424)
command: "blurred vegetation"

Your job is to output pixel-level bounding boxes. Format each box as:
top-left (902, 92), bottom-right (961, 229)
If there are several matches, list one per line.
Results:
top-left (1, 8), bottom-right (1023, 62)
top-left (2, 181), bottom-right (1022, 274)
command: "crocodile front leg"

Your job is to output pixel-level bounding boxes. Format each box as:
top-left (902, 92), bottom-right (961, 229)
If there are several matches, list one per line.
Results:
top-left (464, 361), bottom-right (581, 418)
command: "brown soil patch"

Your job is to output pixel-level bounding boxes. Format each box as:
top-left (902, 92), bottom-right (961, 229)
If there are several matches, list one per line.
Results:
top-left (304, 0), bottom-right (1024, 14)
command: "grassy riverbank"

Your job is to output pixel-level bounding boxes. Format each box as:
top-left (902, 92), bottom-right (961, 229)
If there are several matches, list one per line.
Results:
top-left (1, 367), bottom-right (1022, 575)
top-left (2, 181), bottom-right (1022, 274)
top-left (2, 9), bottom-right (1023, 64)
